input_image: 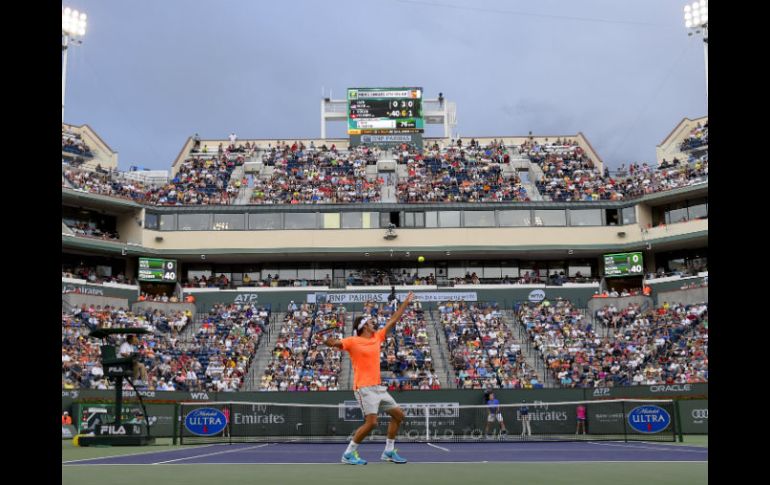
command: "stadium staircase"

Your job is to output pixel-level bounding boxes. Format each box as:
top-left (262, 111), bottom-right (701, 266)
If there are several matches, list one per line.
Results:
top-left (229, 164), bottom-right (252, 205)
top-left (506, 309), bottom-right (555, 388)
top-left (243, 311), bottom-right (284, 391)
top-left (425, 310), bottom-right (456, 389)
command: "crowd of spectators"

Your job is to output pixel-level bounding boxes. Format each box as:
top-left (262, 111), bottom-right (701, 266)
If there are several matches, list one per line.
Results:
top-left (396, 143), bottom-right (528, 203)
top-left (438, 301), bottom-right (540, 390)
top-left (251, 145), bottom-right (381, 204)
top-left (62, 265), bottom-right (128, 284)
top-left (64, 221), bottom-right (120, 241)
top-left (259, 302), bottom-right (343, 391)
top-left (64, 152), bottom-right (244, 206)
top-left (62, 302), bottom-right (269, 392)
top-left (518, 299), bottom-right (708, 388)
top-left (679, 122), bottom-right (708, 151)
top-left (523, 140), bottom-right (708, 202)
top-left (62, 127), bottom-right (93, 158)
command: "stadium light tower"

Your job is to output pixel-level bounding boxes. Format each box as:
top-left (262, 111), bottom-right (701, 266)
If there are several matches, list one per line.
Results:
top-left (683, 0), bottom-right (708, 101)
top-left (62, 7), bottom-right (87, 123)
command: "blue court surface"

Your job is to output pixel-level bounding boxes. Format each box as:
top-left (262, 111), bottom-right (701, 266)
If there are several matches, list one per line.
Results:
top-left (63, 441), bottom-right (707, 466)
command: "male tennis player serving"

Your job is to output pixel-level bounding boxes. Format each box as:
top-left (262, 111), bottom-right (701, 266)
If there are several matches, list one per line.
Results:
top-left (323, 291), bottom-right (415, 465)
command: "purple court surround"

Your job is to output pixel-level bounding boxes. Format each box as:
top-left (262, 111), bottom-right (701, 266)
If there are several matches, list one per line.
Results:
top-left (63, 441), bottom-right (708, 465)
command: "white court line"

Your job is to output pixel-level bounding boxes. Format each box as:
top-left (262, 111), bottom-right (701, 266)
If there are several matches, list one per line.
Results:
top-left (63, 460), bottom-right (708, 466)
top-left (427, 443), bottom-right (450, 452)
top-left (152, 444), bottom-right (270, 464)
top-left (587, 442), bottom-right (708, 453)
top-left (61, 444), bottom-right (221, 464)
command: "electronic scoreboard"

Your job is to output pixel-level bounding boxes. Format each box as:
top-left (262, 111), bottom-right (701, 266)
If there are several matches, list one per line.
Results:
top-left (347, 87), bottom-right (424, 134)
top-left (138, 258), bottom-right (178, 282)
top-left (603, 252), bottom-right (644, 278)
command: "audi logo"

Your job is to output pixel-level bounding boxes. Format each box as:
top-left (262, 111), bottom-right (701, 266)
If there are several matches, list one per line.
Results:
top-left (691, 409), bottom-right (708, 419)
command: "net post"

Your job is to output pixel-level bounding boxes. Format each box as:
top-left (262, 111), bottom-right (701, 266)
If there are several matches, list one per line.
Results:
top-left (172, 403), bottom-right (178, 445)
top-left (674, 399), bottom-right (684, 443)
top-left (424, 404), bottom-right (430, 441)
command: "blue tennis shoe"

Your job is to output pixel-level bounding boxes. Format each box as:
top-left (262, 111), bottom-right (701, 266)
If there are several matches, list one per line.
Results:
top-left (341, 450), bottom-right (367, 465)
top-left (380, 449), bottom-right (407, 463)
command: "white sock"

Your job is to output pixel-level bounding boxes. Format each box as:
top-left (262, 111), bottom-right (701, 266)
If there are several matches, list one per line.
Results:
top-left (345, 441), bottom-right (359, 455)
top-left (385, 439), bottom-right (395, 452)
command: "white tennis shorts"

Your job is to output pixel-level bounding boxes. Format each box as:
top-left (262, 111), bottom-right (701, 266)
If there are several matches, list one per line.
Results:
top-left (354, 385), bottom-right (399, 416)
top-left (487, 413), bottom-right (504, 422)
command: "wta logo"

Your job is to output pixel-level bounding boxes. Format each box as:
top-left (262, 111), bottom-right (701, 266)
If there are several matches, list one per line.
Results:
top-left (627, 405), bottom-right (671, 434)
top-left (184, 408), bottom-right (227, 436)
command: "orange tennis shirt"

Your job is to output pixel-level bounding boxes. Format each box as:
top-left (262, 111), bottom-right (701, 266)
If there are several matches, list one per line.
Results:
top-left (341, 328), bottom-right (386, 390)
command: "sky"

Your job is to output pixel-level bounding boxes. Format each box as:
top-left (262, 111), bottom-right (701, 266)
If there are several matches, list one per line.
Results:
top-left (62, 0), bottom-right (708, 171)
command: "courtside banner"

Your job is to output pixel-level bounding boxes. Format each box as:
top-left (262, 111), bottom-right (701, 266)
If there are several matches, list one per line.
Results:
top-left (317, 292), bottom-right (478, 304)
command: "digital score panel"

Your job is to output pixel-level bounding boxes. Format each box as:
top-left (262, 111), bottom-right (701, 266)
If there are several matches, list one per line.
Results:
top-left (347, 87), bottom-right (424, 134)
top-left (138, 258), bottom-right (178, 282)
top-left (603, 252), bottom-right (644, 278)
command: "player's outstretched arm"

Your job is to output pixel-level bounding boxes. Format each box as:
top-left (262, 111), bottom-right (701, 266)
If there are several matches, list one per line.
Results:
top-left (323, 337), bottom-right (344, 349)
top-left (383, 291), bottom-right (415, 334)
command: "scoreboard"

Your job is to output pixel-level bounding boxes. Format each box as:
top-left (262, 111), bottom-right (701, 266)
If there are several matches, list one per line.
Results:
top-left (603, 252), bottom-right (644, 278)
top-left (138, 258), bottom-right (178, 282)
top-left (347, 87), bottom-right (424, 134)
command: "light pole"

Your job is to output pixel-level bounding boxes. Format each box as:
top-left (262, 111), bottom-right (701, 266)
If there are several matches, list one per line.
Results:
top-left (683, 0), bottom-right (708, 101)
top-left (62, 7), bottom-right (87, 124)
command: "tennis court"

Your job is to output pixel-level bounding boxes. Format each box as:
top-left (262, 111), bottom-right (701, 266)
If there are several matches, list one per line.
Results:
top-left (62, 437), bottom-right (708, 485)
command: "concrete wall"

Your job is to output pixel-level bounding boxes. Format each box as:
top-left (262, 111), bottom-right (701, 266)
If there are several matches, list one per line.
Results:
top-left (587, 296), bottom-right (653, 317)
top-left (63, 293), bottom-right (129, 310)
top-left (656, 116), bottom-right (708, 164)
top-left (141, 220), bottom-right (708, 253)
top-left (131, 302), bottom-right (197, 315)
top-left (656, 286), bottom-right (708, 306)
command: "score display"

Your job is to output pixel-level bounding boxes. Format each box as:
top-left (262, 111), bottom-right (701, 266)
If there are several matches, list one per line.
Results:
top-left (603, 252), bottom-right (644, 278)
top-left (138, 258), bottom-right (178, 282)
top-left (347, 87), bottom-right (424, 134)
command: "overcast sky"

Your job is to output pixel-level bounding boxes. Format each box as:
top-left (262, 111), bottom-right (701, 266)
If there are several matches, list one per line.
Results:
top-left (62, 0), bottom-right (707, 171)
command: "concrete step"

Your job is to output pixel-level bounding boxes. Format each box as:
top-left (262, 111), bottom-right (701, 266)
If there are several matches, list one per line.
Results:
top-left (244, 312), bottom-right (285, 390)
top-left (425, 311), bottom-right (456, 389)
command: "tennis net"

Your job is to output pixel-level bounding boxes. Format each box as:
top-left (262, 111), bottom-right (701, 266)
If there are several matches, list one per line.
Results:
top-left (177, 398), bottom-right (679, 444)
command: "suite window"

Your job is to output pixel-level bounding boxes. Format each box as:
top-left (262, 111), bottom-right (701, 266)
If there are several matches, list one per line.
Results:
top-left (159, 214), bottom-right (176, 231)
top-left (498, 210), bottom-right (531, 227)
top-left (144, 213), bottom-right (159, 230)
top-left (622, 207), bottom-right (637, 225)
top-left (464, 211), bottom-right (495, 227)
top-left (213, 213), bottom-right (245, 231)
top-left (533, 210), bottom-right (566, 226)
top-left (285, 213), bottom-right (317, 229)
top-left (438, 211), bottom-right (461, 227)
top-left (178, 214), bottom-right (210, 231)
top-left (569, 209), bottom-right (602, 226)
top-left (249, 213), bottom-right (282, 230)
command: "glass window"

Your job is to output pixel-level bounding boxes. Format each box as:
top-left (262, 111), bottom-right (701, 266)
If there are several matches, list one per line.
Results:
top-left (417, 266), bottom-right (434, 277)
top-left (498, 210), bottom-right (531, 227)
top-left (501, 263), bottom-right (518, 281)
top-left (145, 213), bottom-right (159, 230)
top-left (314, 268), bottom-right (332, 281)
top-left (285, 213), bottom-right (317, 229)
top-left (178, 214), bottom-right (210, 231)
top-left (425, 211), bottom-right (439, 228)
top-left (533, 210), bottom-right (566, 226)
top-left (380, 212), bottom-right (392, 228)
top-left (464, 211), bottom-right (495, 227)
top-left (483, 266), bottom-right (502, 278)
top-left (569, 210), bottom-right (602, 226)
top-left (341, 213), bottom-right (361, 228)
top-left (438, 211), bottom-right (461, 227)
top-left (279, 268), bottom-right (298, 280)
top-left (212, 213), bottom-right (245, 231)
top-left (323, 213), bottom-right (341, 229)
top-left (569, 265), bottom-right (592, 277)
top-left (447, 266), bottom-right (466, 278)
top-left (262, 269), bottom-right (279, 280)
top-left (666, 202), bottom-right (689, 224)
top-left (249, 213), bottom-right (282, 230)
top-left (362, 213), bottom-right (379, 229)
top-left (402, 212), bottom-right (425, 228)
top-left (688, 202), bottom-right (708, 220)
top-left (622, 206), bottom-right (637, 225)
top-left (159, 214), bottom-right (176, 231)
top-left (296, 267), bottom-right (314, 280)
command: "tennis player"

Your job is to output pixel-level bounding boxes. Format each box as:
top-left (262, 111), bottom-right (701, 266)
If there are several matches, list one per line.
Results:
top-left (323, 291), bottom-right (415, 465)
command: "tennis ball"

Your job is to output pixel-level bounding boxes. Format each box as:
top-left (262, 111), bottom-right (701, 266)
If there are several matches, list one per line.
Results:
top-left (418, 256), bottom-right (425, 263)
